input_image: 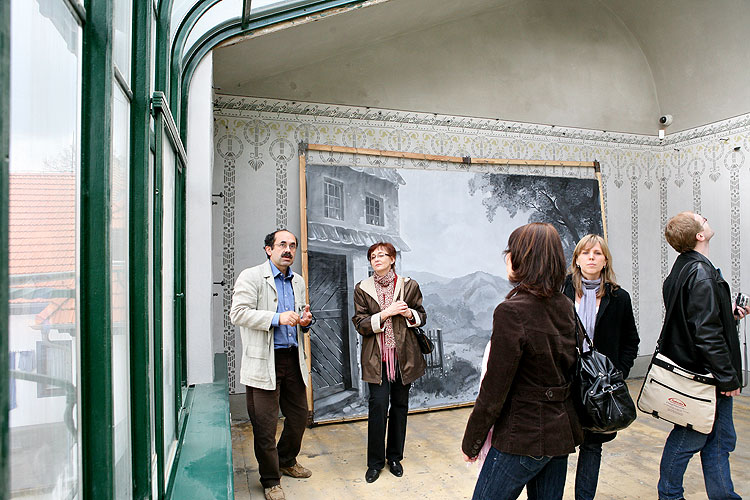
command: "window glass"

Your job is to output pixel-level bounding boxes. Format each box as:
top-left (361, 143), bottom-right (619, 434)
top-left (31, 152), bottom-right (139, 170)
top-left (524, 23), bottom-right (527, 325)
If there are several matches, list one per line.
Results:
top-left (161, 131), bottom-right (177, 474)
top-left (8, 0), bottom-right (81, 497)
top-left (111, 84), bottom-right (133, 500)
top-left (182, 0), bottom-right (241, 59)
top-left (113, 0), bottom-right (132, 85)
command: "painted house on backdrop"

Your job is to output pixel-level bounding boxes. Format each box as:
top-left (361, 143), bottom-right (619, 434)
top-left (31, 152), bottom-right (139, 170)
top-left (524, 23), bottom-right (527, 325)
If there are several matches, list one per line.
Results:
top-left (304, 163), bottom-right (410, 419)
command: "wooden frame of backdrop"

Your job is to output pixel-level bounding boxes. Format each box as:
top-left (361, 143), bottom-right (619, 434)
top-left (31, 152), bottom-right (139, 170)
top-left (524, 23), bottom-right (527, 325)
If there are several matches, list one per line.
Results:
top-left (298, 142), bottom-right (606, 425)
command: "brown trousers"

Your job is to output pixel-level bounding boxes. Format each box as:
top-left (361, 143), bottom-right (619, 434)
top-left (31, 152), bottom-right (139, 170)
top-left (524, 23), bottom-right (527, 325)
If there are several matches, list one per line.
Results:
top-left (245, 347), bottom-right (309, 488)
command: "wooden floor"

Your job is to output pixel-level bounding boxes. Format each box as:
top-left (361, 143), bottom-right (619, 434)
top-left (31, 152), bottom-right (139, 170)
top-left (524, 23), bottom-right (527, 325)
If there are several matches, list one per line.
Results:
top-left (232, 381), bottom-right (750, 499)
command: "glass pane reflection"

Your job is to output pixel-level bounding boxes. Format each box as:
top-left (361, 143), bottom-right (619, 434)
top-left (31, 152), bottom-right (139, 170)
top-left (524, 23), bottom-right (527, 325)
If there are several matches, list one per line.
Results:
top-left (112, 84), bottom-right (133, 500)
top-left (8, 0), bottom-right (81, 497)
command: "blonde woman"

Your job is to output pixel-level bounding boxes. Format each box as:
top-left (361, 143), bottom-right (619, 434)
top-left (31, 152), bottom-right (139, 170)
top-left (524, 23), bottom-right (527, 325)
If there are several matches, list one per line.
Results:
top-left (563, 234), bottom-right (640, 500)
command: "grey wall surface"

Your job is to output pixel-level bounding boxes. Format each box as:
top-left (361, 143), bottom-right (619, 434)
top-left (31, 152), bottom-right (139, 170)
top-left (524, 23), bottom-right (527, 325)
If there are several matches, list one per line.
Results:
top-left (212, 94), bottom-right (750, 393)
top-left (603, 0), bottom-right (750, 132)
top-left (214, 0), bottom-right (659, 134)
top-left (214, 0), bottom-right (750, 135)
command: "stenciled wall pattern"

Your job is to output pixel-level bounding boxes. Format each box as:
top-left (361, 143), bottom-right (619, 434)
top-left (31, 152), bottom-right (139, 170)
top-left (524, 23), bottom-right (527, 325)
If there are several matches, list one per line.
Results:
top-left (213, 94), bottom-right (750, 393)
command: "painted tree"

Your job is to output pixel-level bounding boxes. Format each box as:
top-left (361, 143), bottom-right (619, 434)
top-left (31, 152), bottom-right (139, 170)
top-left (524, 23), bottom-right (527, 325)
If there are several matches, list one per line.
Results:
top-left (468, 173), bottom-right (603, 258)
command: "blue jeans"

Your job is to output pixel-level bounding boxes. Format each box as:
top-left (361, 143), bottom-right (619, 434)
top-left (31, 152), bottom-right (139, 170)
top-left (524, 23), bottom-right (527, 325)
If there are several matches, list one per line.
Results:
top-left (658, 395), bottom-right (740, 500)
top-left (472, 446), bottom-right (569, 500)
top-left (574, 441), bottom-right (602, 500)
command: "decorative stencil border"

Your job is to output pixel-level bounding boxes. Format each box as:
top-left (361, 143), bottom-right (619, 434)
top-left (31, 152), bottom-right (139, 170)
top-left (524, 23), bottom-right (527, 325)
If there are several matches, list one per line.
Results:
top-left (214, 95), bottom-right (750, 387)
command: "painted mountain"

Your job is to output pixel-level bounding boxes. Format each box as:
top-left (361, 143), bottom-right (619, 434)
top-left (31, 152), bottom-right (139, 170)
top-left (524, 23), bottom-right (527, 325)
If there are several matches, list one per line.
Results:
top-left (402, 270), bottom-right (513, 408)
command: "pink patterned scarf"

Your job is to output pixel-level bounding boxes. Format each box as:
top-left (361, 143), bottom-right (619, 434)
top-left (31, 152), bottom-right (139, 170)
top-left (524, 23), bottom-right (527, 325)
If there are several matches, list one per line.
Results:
top-left (373, 269), bottom-right (398, 382)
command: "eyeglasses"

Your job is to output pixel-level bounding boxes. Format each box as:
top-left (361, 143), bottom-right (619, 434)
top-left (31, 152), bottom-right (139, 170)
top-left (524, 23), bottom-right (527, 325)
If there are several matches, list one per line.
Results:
top-left (370, 252), bottom-right (390, 261)
top-left (274, 242), bottom-right (297, 251)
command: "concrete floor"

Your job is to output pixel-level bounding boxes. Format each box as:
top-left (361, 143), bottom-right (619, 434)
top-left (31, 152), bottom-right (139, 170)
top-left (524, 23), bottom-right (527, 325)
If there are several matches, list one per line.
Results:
top-left (232, 380), bottom-right (750, 499)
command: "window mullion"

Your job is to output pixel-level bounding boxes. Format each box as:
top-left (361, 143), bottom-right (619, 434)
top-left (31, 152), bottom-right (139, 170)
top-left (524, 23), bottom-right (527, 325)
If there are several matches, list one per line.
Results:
top-left (80, 0), bottom-right (114, 498)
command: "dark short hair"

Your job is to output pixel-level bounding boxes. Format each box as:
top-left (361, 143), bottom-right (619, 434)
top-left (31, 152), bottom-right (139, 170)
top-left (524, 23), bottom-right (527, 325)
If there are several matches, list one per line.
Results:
top-left (504, 223), bottom-right (566, 298)
top-left (263, 229), bottom-right (298, 251)
top-left (664, 212), bottom-right (702, 253)
top-left (367, 242), bottom-right (397, 270)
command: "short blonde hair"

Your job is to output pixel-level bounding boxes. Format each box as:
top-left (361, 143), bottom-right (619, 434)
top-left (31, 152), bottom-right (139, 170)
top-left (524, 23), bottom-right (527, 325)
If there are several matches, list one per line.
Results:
top-left (569, 234), bottom-right (619, 298)
top-left (665, 212), bottom-right (702, 253)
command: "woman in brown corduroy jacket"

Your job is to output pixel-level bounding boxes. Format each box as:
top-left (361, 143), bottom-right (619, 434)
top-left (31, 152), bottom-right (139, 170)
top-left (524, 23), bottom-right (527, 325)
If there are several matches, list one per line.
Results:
top-left (462, 223), bottom-right (583, 500)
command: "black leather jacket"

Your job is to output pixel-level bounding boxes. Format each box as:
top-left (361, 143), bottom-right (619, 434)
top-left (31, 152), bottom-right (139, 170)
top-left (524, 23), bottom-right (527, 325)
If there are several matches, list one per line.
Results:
top-left (661, 251), bottom-right (741, 392)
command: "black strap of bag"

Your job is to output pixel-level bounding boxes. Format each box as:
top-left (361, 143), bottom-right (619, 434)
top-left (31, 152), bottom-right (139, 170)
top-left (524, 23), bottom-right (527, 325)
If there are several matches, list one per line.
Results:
top-left (655, 263), bottom-right (694, 354)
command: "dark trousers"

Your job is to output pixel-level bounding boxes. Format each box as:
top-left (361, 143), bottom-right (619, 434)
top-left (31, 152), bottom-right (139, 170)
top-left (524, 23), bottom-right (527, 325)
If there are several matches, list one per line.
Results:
top-left (367, 363), bottom-right (411, 469)
top-left (473, 447), bottom-right (569, 500)
top-left (245, 347), bottom-right (309, 488)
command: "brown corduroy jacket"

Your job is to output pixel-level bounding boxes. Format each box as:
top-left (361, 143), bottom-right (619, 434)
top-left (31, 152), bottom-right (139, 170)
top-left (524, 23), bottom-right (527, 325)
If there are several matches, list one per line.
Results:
top-left (352, 276), bottom-right (427, 385)
top-left (462, 288), bottom-right (584, 458)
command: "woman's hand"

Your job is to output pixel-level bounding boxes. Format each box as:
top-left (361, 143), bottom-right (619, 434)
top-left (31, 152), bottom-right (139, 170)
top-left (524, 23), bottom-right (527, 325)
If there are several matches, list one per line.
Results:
top-left (382, 300), bottom-right (409, 319)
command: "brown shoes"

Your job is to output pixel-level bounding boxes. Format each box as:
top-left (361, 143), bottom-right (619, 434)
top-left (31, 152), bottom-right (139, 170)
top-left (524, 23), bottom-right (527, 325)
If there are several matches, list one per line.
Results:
top-left (264, 485), bottom-right (285, 500)
top-left (263, 463), bottom-right (310, 499)
top-left (280, 462), bottom-right (312, 479)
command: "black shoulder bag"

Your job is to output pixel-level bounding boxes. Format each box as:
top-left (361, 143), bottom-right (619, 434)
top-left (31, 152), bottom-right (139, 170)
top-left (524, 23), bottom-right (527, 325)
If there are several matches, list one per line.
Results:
top-left (413, 327), bottom-right (434, 354)
top-left (573, 308), bottom-right (637, 433)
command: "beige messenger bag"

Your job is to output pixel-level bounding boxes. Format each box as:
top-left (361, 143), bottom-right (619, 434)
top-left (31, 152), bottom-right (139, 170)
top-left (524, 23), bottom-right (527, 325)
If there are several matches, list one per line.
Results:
top-left (637, 352), bottom-right (716, 434)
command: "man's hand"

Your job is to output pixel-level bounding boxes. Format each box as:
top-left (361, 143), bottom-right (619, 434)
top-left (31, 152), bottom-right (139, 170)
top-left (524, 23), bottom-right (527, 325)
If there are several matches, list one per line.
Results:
top-left (734, 304), bottom-right (750, 320)
top-left (462, 451), bottom-right (477, 463)
top-left (279, 311), bottom-right (301, 326)
top-left (299, 305), bottom-right (313, 327)
top-left (721, 388), bottom-right (741, 397)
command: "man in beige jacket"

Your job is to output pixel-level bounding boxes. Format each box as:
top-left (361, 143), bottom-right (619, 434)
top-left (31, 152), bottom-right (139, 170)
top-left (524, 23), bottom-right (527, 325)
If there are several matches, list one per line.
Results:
top-left (230, 229), bottom-right (313, 500)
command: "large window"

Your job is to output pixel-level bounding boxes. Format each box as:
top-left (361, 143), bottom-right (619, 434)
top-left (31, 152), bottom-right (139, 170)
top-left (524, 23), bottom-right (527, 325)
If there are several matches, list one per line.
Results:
top-left (111, 83), bottom-right (133, 500)
top-left (161, 131), bottom-right (178, 477)
top-left (111, 0), bottom-right (133, 497)
top-left (8, 0), bottom-right (82, 497)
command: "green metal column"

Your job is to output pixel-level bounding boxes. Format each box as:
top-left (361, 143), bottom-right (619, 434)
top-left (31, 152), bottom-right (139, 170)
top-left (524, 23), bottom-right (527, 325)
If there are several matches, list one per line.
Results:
top-left (156, 0), bottom-right (173, 97)
top-left (1, 0), bottom-right (11, 498)
top-left (80, 0), bottom-right (114, 498)
top-left (130, 1), bottom-right (154, 498)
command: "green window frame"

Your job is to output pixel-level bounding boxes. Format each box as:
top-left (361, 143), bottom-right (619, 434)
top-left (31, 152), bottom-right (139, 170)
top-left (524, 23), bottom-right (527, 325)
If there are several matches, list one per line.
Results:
top-left (2, 2), bottom-right (369, 499)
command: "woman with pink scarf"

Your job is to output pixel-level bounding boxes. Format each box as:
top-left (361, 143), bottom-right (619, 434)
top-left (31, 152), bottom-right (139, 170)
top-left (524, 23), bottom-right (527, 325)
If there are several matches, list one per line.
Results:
top-left (352, 242), bottom-right (427, 484)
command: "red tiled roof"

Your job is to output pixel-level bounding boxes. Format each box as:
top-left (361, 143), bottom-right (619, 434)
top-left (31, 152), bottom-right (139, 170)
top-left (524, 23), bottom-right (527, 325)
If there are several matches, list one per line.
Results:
top-left (9, 173), bottom-right (76, 276)
top-left (9, 173), bottom-right (128, 327)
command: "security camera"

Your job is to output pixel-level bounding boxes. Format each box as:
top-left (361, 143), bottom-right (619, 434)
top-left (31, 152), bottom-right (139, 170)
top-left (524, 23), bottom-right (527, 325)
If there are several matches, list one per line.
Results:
top-left (659, 114), bottom-right (673, 126)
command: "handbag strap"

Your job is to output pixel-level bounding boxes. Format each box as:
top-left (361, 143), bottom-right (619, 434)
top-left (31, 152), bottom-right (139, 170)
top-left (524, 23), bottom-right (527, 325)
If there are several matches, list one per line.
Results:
top-left (572, 302), bottom-right (595, 353)
top-left (651, 355), bottom-right (716, 385)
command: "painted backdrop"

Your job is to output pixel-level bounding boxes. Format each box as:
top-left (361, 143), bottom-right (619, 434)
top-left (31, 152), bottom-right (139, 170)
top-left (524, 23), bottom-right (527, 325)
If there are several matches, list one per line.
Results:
top-left (303, 161), bottom-right (602, 422)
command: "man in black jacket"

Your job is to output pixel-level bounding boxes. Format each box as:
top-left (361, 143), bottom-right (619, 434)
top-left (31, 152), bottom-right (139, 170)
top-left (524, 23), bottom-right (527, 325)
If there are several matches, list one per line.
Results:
top-left (657, 212), bottom-right (749, 500)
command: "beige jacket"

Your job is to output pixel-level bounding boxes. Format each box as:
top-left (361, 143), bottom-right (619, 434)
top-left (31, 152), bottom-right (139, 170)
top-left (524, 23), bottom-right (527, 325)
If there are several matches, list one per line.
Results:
top-left (230, 260), bottom-right (309, 390)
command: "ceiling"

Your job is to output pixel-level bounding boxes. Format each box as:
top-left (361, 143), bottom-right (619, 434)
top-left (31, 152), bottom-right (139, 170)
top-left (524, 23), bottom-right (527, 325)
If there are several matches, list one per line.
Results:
top-left (212, 0), bottom-right (750, 134)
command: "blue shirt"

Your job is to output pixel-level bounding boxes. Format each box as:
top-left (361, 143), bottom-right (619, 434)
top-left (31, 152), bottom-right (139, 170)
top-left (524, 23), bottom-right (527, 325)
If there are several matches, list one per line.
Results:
top-left (269, 260), bottom-right (298, 349)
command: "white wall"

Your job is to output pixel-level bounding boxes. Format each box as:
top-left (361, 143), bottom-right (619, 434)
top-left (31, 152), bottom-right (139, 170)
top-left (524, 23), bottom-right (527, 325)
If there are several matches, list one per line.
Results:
top-left (210, 95), bottom-right (750, 390)
top-left (185, 52), bottom-right (215, 385)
